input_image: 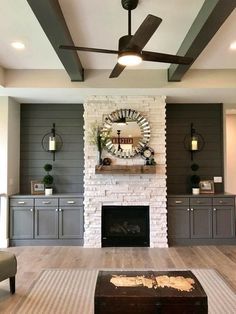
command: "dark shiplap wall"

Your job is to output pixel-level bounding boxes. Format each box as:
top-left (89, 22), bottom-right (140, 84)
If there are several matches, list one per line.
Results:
top-left (20, 104), bottom-right (84, 194)
top-left (166, 103), bottom-right (224, 194)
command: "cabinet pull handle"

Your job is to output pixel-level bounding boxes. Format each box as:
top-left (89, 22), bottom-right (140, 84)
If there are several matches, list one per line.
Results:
top-left (175, 200), bottom-right (183, 204)
top-left (197, 201), bottom-right (201, 204)
top-left (43, 201), bottom-right (51, 204)
top-left (67, 201), bottom-right (75, 204)
top-left (18, 201), bottom-right (25, 204)
top-left (30, 208), bottom-right (33, 212)
top-left (191, 208), bottom-right (194, 211)
top-left (219, 200), bottom-right (224, 204)
top-left (213, 208), bottom-right (217, 211)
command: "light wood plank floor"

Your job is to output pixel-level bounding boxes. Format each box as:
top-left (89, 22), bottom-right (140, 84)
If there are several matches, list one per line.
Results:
top-left (0, 246), bottom-right (236, 313)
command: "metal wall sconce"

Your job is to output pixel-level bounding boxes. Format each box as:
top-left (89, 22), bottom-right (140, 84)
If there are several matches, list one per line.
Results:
top-left (184, 123), bottom-right (205, 160)
top-left (41, 123), bottom-right (63, 161)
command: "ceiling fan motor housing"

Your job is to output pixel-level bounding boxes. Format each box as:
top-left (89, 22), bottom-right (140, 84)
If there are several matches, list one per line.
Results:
top-left (121, 0), bottom-right (139, 11)
top-left (119, 35), bottom-right (140, 53)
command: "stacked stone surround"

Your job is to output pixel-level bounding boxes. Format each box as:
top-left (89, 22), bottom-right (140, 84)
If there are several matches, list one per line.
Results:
top-left (83, 95), bottom-right (167, 247)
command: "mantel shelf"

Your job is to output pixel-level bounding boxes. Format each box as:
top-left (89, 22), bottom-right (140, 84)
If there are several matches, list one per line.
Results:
top-left (95, 165), bottom-right (157, 174)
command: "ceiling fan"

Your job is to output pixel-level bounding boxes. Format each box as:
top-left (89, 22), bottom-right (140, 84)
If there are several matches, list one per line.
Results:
top-left (59, 0), bottom-right (193, 78)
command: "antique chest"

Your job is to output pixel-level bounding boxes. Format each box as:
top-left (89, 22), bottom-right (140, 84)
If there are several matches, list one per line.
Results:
top-left (94, 270), bottom-right (208, 314)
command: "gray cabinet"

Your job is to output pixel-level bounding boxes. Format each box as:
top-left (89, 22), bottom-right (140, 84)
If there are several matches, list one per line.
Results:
top-left (168, 195), bottom-right (235, 245)
top-left (190, 198), bottom-right (212, 239)
top-left (10, 198), bottom-right (34, 239)
top-left (59, 197), bottom-right (83, 239)
top-left (34, 197), bottom-right (59, 239)
top-left (35, 207), bottom-right (58, 239)
top-left (10, 207), bottom-right (34, 239)
top-left (168, 206), bottom-right (190, 239)
top-left (9, 195), bottom-right (83, 246)
top-left (212, 197), bottom-right (235, 238)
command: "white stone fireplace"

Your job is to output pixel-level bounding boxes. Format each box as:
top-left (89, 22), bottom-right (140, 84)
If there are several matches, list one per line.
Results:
top-left (83, 96), bottom-right (167, 247)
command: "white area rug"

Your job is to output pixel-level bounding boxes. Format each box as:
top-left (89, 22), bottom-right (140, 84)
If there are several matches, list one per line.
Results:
top-left (14, 269), bottom-right (236, 314)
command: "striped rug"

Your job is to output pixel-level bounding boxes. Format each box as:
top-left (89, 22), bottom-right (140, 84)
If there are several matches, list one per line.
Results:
top-left (14, 269), bottom-right (236, 314)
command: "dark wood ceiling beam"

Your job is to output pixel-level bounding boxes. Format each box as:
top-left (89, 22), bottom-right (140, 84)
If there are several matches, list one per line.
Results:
top-left (168, 0), bottom-right (236, 82)
top-left (27, 0), bottom-right (84, 81)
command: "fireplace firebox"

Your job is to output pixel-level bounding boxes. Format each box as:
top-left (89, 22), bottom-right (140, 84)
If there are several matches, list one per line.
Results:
top-left (102, 206), bottom-right (149, 247)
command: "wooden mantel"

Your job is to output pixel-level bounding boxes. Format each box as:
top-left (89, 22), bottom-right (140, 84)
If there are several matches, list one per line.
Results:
top-left (95, 165), bottom-right (157, 174)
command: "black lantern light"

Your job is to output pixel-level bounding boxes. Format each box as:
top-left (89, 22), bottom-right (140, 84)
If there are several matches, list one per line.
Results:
top-left (41, 123), bottom-right (63, 161)
top-left (184, 123), bottom-right (205, 160)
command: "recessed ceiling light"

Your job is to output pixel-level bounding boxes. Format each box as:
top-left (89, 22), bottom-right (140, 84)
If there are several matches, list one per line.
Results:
top-left (11, 41), bottom-right (25, 50)
top-left (229, 42), bottom-right (236, 50)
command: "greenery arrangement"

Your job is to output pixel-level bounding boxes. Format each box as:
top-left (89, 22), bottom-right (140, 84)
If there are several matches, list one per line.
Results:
top-left (89, 122), bottom-right (111, 164)
top-left (190, 163), bottom-right (200, 188)
top-left (43, 163), bottom-right (54, 188)
top-left (89, 122), bottom-right (111, 151)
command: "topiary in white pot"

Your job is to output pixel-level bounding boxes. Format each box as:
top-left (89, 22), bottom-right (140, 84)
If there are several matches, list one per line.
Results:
top-left (43, 164), bottom-right (54, 195)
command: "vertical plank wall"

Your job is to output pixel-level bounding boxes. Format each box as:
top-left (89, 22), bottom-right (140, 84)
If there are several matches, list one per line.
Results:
top-left (166, 103), bottom-right (224, 194)
top-left (20, 104), bottom-right (84, 194)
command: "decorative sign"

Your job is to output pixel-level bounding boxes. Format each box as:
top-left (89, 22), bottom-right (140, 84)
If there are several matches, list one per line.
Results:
top-left (112, 137), bottom-right (133, 144)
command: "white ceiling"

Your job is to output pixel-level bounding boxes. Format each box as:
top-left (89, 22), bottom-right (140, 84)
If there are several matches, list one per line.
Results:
top-left (0, 0), bottom-right (236, 104)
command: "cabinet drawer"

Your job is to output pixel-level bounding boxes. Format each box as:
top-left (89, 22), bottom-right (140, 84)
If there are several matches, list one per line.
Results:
top-left (35, 198), bottom-right (58, 207)
top-left (10, 198), bottom-right (34, 207)
top-left (190, 198), bottom-right (212, 206)
top-left (167, 197), bottom-right (189, 206)
top-left (213, 197), bottom-right (235, 206)
top-left (59, 198), bottom-right (83, 207)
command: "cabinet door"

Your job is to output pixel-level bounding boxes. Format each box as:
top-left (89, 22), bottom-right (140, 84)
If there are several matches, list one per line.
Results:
top-left (213, 206), bottom-right (235, 238)
top-left (59, 207), bottom-right (83, 239)
top-left (190, 206), bottom-right (212, 239)
top-left (168, 207), bottom-right (190, 239)
top-left (10, 207), bottom-right (34, 239)
top-left (35, 207), bottom-right (58, 239)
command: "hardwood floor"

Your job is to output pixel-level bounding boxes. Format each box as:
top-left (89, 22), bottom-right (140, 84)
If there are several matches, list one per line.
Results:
top-left (0, 246), bottom-right (236, 313)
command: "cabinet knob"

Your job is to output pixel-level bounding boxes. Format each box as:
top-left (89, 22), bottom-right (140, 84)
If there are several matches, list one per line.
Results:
top-left (213, 208), bottom-right (217, 211)
top-left (30, 208), bottom-right (33, 212)
top-left (219, 200), bottom-right (224, 204)
top-left (197, 201), bottom-right (201, 204)
top-left (187, 208), bottom-right (190, 211)
top-left (191, 208), bottom-right (194, 211)
top-left (55, 208), bottom-right (58, 212)
top-left (59, 208), bottom-right (62, 212)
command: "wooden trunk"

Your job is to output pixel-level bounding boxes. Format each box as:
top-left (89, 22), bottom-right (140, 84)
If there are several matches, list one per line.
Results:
top-left (95, 270), bottom-right (208, 314)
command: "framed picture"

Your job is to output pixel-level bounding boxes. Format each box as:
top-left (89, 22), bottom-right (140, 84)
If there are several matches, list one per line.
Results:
top-left (199, 180), bottom-right (215, 194)
top-left (31, 180), bottom-right (45, 195)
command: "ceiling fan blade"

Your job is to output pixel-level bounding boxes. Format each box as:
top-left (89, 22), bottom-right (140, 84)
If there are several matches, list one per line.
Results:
top-left (109, 63), bottom-right (126, 78)
top-left (59, 45), bottom-right (118, 55)
top-left (142, 51), bottom-right (193, 65)
top-left (127, 14), bottom-right (162, 50)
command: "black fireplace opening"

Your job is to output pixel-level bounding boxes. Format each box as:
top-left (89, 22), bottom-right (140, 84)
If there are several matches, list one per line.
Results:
top-left (102, 206), bottom-right (149, 247)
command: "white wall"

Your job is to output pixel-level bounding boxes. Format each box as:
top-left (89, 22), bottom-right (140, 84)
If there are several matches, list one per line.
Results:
top-left (0, 97), bottom-right (20, 247)
top-left (7, 98), bottom-right (20, 195)
top-left (225, 114), bottom-right (236, 193)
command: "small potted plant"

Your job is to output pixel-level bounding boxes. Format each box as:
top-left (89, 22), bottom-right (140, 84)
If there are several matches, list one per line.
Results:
top-left (43, 164), bottom-right (54, 195)
top-left (190, 163), bottom-right (200, 195)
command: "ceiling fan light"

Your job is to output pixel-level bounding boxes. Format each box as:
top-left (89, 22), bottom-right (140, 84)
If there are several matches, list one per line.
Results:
top-left (118, 52), bottom-right (142, 66)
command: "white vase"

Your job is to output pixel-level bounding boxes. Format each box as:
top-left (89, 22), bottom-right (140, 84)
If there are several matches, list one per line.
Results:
top-left (192, 188), bottom-right (200, 195)
top-left (45, 188), bottom-right (53, 196)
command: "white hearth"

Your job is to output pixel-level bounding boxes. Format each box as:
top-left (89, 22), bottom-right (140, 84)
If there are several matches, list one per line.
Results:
top-left (83, 95), bottom-right (167, 247)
